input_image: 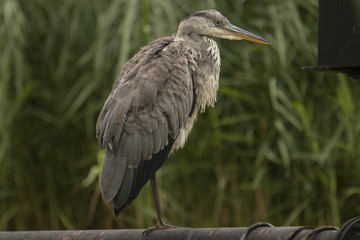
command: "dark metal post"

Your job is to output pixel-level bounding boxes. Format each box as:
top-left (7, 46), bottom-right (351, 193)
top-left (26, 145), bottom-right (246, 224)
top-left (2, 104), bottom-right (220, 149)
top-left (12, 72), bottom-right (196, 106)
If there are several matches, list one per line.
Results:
top-left (303, 0), bottom-right (360, 79)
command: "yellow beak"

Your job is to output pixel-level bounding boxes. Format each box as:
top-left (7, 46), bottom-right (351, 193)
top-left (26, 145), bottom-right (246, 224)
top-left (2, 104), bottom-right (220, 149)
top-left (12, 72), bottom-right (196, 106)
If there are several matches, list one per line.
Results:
top-left (223, 24), bottom-right (271, 44)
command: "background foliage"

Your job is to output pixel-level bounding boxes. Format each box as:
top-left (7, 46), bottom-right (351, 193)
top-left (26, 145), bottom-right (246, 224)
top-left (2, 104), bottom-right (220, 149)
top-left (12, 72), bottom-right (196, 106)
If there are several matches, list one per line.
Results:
top-left (1, 0), bottom-right (360, 230)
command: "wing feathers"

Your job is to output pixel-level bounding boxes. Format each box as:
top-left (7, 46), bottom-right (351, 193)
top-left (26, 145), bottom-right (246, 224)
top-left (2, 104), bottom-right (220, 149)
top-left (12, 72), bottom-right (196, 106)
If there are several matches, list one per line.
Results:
top-left (113, 167), bottom-right (133, 210)
top-left (161, 115), bottom-right (168, 146)
top-left (157, 97), bottom-right (176, 134)
top-left (97, 37), bottom-right (198, 215)
top-left (100, 149), bottom-right (126, 202)
top-left (112, 135), bottom-right (176, 215)
top-left (175, 94), bottom-right (184, 124)
top-left (152, 126), bottom-right (161, 154)
top-left (98, 107), bottom-right (112, 148)
top-left (146, 131), bottom-right (154, 160)
top-left (189, 74), bottom-right (197, 117)
top-left (140, 130), bottom-right (148, 160)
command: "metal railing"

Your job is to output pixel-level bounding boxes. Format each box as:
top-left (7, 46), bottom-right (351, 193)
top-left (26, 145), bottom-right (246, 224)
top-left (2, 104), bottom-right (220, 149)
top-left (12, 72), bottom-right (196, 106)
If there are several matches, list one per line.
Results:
top-left (1, 217), bottom-right (359, 240)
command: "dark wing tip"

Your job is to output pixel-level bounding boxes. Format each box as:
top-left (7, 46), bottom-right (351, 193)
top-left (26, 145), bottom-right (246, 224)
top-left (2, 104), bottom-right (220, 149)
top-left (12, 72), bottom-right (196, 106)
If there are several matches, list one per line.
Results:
top-left (114, 206), bottom-right (123, 217)
top-left (111, 135), bottom-right (175, 216)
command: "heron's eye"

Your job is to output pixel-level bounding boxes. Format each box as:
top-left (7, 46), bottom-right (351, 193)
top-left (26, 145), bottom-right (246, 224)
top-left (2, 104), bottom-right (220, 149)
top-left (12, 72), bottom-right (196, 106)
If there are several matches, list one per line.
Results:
top-left (214, 20), bottom-right (221, 26)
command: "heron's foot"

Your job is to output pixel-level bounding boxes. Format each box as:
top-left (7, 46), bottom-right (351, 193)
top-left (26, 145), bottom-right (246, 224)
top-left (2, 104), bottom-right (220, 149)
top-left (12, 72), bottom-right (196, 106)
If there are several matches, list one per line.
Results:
top-left (142, 223), bottom-right (179, 235)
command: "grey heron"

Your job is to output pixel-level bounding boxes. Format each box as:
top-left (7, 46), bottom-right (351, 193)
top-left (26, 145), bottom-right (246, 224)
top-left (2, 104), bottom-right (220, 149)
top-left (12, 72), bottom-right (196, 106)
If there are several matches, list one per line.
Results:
top-left (96, 9), bottom-right (270, 231)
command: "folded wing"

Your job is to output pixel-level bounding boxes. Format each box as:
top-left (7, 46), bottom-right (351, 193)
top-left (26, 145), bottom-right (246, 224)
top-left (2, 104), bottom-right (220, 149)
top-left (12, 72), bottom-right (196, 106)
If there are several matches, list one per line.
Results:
top-left (96, 37), bottom-right (197, 214)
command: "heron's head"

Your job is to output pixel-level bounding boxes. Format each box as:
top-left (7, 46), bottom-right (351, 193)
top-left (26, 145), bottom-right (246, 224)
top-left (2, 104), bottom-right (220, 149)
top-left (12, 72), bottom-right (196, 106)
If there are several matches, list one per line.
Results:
top-left (177, 9), bottom-right (270, 44)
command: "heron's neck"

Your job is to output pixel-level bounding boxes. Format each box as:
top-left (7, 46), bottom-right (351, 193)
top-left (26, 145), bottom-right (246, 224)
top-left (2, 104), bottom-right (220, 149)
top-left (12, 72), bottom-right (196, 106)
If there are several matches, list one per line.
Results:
top-left (176, 32), bottom-right (212, 49)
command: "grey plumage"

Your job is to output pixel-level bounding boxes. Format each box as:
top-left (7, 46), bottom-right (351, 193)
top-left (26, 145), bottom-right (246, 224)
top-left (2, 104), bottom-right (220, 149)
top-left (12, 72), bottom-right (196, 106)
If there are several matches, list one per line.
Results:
top-left (96, 9), bottom-right (270, 227)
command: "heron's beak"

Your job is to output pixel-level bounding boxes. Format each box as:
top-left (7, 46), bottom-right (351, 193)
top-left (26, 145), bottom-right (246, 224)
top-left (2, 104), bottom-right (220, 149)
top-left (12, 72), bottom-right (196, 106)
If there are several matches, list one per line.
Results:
top-left (223, 24), bottom-right (271, 44)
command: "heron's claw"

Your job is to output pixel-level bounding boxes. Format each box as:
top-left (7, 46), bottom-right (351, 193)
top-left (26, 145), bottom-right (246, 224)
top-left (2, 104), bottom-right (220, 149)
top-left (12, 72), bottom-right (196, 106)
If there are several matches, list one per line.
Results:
top-left (142, 223), bottom-right (179, 235)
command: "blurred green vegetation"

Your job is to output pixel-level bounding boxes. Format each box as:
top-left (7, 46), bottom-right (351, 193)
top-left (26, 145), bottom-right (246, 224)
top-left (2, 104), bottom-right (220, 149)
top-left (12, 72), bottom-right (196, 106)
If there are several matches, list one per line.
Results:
top-left (1, 0), bottom-right (360, 231)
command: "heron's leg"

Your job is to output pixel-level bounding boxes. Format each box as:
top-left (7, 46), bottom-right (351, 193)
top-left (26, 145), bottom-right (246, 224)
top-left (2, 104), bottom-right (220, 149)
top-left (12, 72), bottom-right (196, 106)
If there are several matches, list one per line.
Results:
top-left (150, 176), bottom-right (166, 226)
top-left (143, 175), bottom-right (178, 235)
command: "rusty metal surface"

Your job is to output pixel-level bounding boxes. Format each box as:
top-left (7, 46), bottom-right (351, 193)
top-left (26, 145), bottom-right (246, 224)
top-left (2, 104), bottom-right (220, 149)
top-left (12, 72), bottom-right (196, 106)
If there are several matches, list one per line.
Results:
top-left (1, 217), bottom-right (359, 240)
top-left (0, 229), bottom-right (144, 240)
top-left (336, 217), bottom-right (360, 240)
